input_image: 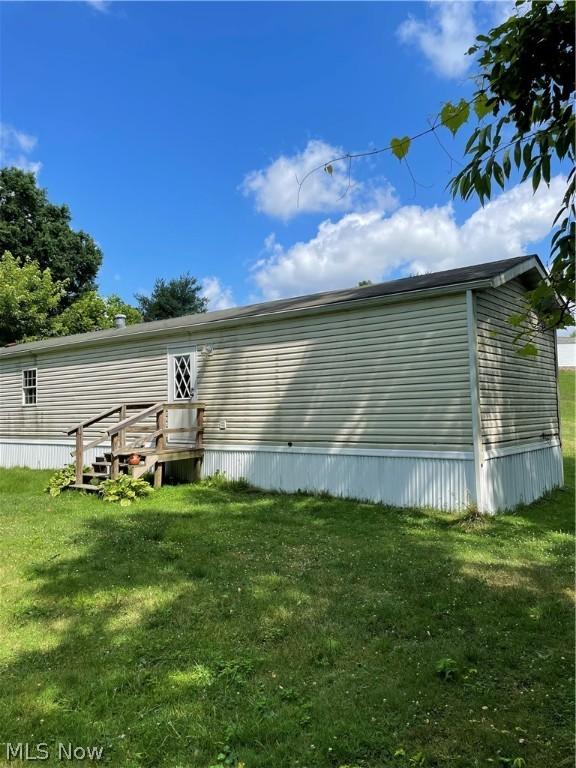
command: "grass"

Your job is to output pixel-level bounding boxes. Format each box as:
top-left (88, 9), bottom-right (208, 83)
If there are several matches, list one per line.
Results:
top-left (0, 372), bottom-right (573, 768)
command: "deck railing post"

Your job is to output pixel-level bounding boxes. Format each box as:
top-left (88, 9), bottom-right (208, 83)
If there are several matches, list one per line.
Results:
top-left (154, 407), bottom-right (166, 488)
top-left (75, 427), bottom-right (84, 486)
top-left (118, 404), bottom-right (126, 451)
top-left (111, 433), bottom-right (120, 479)
top-left (196, 406), bottom-right (204, 449)
top-left (192, 405), bottom-right (205, 482)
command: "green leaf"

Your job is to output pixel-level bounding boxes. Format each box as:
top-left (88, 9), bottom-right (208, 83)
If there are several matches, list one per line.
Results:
top-left (464, 127), bottom-right (480, 153)
top-left (502, 150), bottom-right (511, 178)
top-left (518, 342), bottom-right (538, 357)
top-left (473, 92), bottom-right (492, 119)
top-left (493, 162), bottom-right (505, 189)
top-left (541, 153), bottom-right (551, 184)
top-left (324, 164), bottom-right (333, 176)
top-left (482, 173), bottom-right (491, 201)
top-left (532, 163), bottom-right (541, 192)
top-left (514, 141), bottom-right (522, 168)
top-left (508, 313), bottom-right (524, 328)
top-left (390, 136), bottom-right (411, 161)
top-left (440, 99), bottom-right (471, 135)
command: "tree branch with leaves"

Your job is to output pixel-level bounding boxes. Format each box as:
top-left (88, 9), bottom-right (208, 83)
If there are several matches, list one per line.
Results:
top-left (297, 0), bottom-right (575, 345)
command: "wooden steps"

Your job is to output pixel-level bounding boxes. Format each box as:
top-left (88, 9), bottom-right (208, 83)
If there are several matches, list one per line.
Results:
top-left (66, 401), bottom-right (205, 492)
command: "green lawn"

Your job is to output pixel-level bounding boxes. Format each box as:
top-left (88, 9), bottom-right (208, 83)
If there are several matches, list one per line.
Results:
top-left (0, 373), bottom-right (573, 768)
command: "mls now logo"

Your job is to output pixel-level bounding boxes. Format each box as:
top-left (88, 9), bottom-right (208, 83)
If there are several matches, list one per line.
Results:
top-left (5, 744), bottom-right (49, 761)
top-left (5, 743), bottom-right (104, 761)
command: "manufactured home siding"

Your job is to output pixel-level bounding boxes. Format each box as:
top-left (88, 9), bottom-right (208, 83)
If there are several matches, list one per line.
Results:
top-left (476, 280), bottom-right (559, 450)
top-left (0, 292), bottom-right (473, 451)
top-left (196, 294), bottom-right (472, 450)
top-left (0, 337), bottom-right (169, 440)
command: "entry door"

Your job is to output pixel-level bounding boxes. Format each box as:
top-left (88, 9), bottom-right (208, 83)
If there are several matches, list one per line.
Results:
top-left (167, 347), bottom-right (197, 444)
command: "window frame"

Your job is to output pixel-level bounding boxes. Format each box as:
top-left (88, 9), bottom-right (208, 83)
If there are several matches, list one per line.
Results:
top-left (22, 367), bottom-right (38, 406)
top-left (167, 347), bottom-right (197, 402)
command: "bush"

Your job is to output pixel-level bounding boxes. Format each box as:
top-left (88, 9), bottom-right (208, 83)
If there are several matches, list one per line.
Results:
top-left (45, 464), bottom-right (88, 497)
top-left (99, 474), bottom-right (153, 506)
top-left (435, 657), bottom-right (459, 682)
top-left (201, 470), bottom-right (254, 493)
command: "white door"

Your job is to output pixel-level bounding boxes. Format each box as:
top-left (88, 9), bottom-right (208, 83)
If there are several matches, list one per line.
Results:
top-left (167, 347), bottom-right (197, 444)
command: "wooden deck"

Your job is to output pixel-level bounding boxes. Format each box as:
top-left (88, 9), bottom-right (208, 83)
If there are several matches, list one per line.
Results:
top-left (66, 401), bottom-right (205, 490)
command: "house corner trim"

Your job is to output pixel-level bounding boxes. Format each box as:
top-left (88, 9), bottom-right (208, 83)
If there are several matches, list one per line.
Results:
top-left (466, 289), bottom-right (484, 512)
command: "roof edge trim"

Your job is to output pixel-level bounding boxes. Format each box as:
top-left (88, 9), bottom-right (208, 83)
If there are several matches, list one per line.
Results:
top-left (491, 255), bottom-right (547, 288)
top-left (0, 278), bottom-right (492, 359)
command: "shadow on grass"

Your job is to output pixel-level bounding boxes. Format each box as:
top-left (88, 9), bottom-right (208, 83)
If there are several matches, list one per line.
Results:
top-left (1, 479), bottom-right (574, 768)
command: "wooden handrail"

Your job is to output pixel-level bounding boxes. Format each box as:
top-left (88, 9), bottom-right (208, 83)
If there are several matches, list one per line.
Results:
top-left (70, 401), bottom-right (207, 486)
top-left (81, 432), bottom-right (109, 454)
top-left (107, 403), bottom-right (164, 436)
top-left (66, 401), bottom-right (157, 435)
top-left (67, 405), bottom-right (121, 435)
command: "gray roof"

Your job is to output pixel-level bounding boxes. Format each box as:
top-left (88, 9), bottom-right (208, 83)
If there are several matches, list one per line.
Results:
top-left (1, 254), bottom-right (544, 358)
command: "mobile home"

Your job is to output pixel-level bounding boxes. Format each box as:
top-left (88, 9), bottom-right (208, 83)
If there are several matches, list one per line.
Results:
top-left (0, 255), bottom-right (563, 513)
top-left (557, 336), bottom-right (576, 368)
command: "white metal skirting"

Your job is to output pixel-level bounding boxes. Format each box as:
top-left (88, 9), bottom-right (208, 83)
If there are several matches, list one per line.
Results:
top-left (0, 439), bottom-right (564, 514)
top-left (0, 439), bottom-right (106, 470)
top-left (200, 447), bottom-right (475, 511)
top-left (480, 442), bottom-right (564, 513)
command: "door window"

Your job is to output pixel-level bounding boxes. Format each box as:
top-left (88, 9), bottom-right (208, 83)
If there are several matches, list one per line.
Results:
top-left (173, 354), bottom-right (194, 400)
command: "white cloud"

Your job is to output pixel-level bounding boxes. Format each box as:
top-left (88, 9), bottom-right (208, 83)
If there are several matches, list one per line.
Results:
top-left (202, 276), bottom-right (235, 311)
top-left (397, 2), bottom-right (518, 79)
top-left (0, 123), bottom-right (42, 174)
top-left (397, 2), bottom-right (478, 79)
top-left (241, 139), bottom-right (397, 221)
top-left (85, 0), bottom-right (110, 12)
top-left (489, 1), bottom-right (517, 26)
top-left (251, 176), bottom-right (565, 300)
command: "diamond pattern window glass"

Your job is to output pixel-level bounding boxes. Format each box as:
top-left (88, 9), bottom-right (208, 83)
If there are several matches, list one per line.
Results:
top-left (22, 368), bottom-right (37, 405)
top-left (173, 354), bottom-right (193, 400)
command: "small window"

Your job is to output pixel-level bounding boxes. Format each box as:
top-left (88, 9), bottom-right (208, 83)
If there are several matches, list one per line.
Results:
top-left (173, 354), bottom-right (193, 400)
top-left (22, 368), bottom-right (37, 405)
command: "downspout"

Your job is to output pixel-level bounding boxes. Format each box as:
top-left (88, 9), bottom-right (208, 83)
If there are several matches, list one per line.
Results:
top-left (466, 290), bottom-right (484, 512)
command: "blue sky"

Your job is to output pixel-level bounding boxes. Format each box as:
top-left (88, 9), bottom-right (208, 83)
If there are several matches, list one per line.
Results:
top-left (0, 1), bottom-right (564, 309)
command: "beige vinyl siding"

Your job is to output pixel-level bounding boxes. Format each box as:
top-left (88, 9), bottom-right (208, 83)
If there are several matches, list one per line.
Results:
top-left (0, 292), bottom-right (473, 451)
top-left (0, 337), bottom-right (169, 440)
top-left (476, 280), bottom-right (559, 449)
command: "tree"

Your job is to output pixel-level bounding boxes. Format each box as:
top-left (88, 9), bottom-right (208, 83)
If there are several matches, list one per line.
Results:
top-left (50, 292), bottom-right (142, 337)
top-left (449, 0), bottom-right (574, 343)
top-left (0, 251), bottom-right (65, 345)
top-left (136, 273), bottom-right (207, 321)
top-left (0, 251), bottom-right (141, 344)
top-left (0, 167), bottom-right (102, 304)
top-left (106, 295), bottom-right (143, 327)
